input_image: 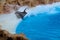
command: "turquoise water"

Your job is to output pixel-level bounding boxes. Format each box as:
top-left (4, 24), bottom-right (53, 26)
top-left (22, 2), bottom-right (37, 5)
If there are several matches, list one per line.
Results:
top-left (16, 3), bottom-right (60, 40)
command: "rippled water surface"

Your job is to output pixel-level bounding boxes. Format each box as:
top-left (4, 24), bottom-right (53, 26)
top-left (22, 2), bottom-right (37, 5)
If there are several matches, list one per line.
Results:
top-left (16, 2), bottom-right (60, 40)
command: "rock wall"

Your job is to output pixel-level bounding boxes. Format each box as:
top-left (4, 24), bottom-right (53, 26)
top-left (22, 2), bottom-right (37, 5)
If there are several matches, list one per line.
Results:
top-left (0, 0), bottom-right (60, 14)
top-left (0, 28), bottom-right (28, 40)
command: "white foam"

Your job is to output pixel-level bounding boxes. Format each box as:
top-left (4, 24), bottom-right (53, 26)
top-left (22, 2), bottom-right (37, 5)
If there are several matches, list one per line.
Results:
top-left (0, 2), bottom-right (60, 34)
top-left (0, 11), bottom-right (20, 34)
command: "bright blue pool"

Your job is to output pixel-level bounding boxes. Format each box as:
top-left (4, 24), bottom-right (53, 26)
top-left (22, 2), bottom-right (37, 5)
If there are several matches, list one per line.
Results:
top-left (16, 2), bottom-right (60, 40)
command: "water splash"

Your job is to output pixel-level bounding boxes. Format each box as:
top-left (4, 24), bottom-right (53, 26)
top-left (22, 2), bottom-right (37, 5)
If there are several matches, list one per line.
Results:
top-left (16, 2), bottom-right (60, 40)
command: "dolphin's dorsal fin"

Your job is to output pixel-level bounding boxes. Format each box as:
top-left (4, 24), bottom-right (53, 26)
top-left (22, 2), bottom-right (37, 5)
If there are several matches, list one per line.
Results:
top-left (24, 7), bottom-right (29, 12)
top-left (24, 8), bottom-right (27, 12)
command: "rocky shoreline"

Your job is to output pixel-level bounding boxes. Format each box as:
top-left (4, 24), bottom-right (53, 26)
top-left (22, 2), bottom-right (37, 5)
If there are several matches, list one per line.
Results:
top-left (0, 0), bottom-right (60, 14)
top-left (0, 27), bottom-right (28, 40)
